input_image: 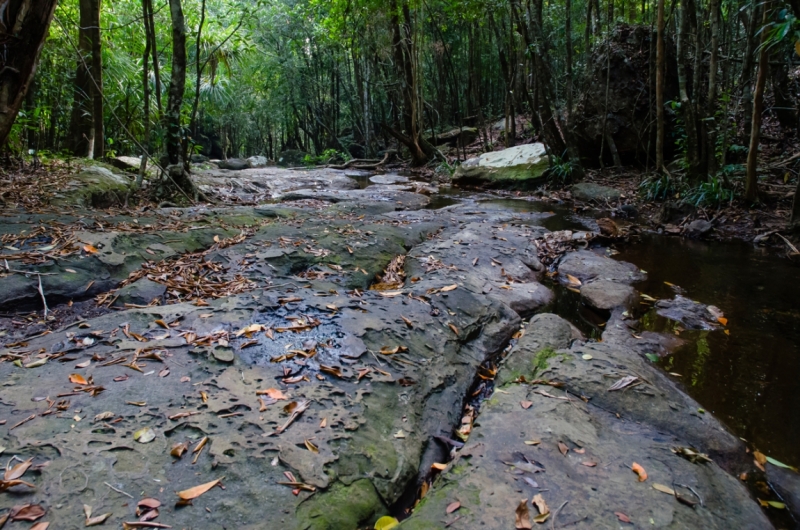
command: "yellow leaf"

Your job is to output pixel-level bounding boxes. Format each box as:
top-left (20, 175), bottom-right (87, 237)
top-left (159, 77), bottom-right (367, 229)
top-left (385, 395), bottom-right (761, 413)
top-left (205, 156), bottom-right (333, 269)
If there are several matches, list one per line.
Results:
top-left (653, 483), bottom-right (675, 495)
top-left (304, 439), bottom-right (319, 453)
top-left (431, 462), bottom-right (447, 471)
top-left (565, 274), bottom-right (581, 286)
top-left (631, 462), bottom-right (648, 482)
top-left (795, 40), bottom-right (800, 56)
top-left (440, 284), bottom-right (458, 292)
top-left (374, 516), bottom-right (399, 530)
top-left (83, 244), bottom-right (98, 254)
top-left (69, 373), bottom-right (88, 385)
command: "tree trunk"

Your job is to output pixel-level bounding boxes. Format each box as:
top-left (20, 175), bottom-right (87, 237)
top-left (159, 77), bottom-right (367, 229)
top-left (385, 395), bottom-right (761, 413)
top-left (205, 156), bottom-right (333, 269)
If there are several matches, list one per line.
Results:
top-left (706, 0), bottom-right (720, 175)
top-left (137, 0), bottom-right (152, 187)
top-left (187, 0), bottom-right (206, 165)
top-left (68, 0), bottom-right (95, 157)
top-left (655, 0), bottom-right (665, 171)
top-left (792, 179), bottom-right (800, 228)
top-left (745, 3), bottom-right (771, 202)
top-left (164, 0), bottom-right (194, 197)
top-left (0, 1), bottom-right (59, 149)
top-left (740, 2), bottom-right (759, 139)
top-left (91, 0), bottom-right (104, 159)
top-left (677, 3), bottom-right (701, 180)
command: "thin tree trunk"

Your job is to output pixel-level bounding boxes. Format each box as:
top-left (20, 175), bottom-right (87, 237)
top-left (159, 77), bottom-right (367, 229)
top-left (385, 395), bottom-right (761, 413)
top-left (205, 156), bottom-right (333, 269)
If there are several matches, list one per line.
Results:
top-left (655, 0), bottom-right (665, 172)
top-left (706, 0), bottom-right (720, 175)
top-left (187, 0), bottom-right (206, 165)
top-left (68, 0), bottom-right (95, 157)
top-left (165, 0), bottom-right (194, 197)
top-left (677, 3), bottom-right (701, 180)
top-left (91, 0), bottom-right (104, 159)
top-left (137, 0), bottom-right (152, 187)
top-left (566, 0), bottom-right (573, 115)
top-left (745, 2), bottom-right (771, 202)
top-left (741, 2), bottom-right (759, 138)
top-left (144, 0), bottom-right (162, 117)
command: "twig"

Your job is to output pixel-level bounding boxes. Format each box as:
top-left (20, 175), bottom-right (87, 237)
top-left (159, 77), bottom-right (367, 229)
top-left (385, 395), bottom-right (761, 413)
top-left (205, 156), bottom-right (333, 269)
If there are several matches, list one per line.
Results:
top-left (775, 233), bottom-right (800, 255)
top-left (674, 482), bottom-right (704, 507)
top-left (9, 414), bottom-right (35, 430)
top-left (551, 500), bottom-right (569, 530)
top-left (104, 481), bottom-right (134, 498)
top-left (37, 275), bottom-right (49, 317)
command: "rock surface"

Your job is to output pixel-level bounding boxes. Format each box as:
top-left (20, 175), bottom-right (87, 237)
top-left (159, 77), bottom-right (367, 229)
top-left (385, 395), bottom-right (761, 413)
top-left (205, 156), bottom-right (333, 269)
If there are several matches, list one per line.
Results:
top-left (216, 158), bottom-right (251, 170)
top-left (558, 250), bottom-right (646, 284)
top-left (571, 182), bottom-right (623, 202)
top-left (453, 144), bottom-right (549, 185)
top-left (51, 165), bottom-right (134, 208)
top-left (580, 279), bottom-right (637, 310)
top-left (402, 312), bottom-right (770, 529)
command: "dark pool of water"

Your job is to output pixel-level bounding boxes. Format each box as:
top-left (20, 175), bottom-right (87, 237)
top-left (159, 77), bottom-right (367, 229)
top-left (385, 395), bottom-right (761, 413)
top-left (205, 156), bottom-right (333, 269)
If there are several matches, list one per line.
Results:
top-left (616, 235), bottom-right (800, 468)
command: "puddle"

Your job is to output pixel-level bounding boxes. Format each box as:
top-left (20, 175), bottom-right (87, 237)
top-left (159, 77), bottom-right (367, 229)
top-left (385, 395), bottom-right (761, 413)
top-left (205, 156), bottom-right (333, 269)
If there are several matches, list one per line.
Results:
top-left (616, 235), bottom-right (800, 469)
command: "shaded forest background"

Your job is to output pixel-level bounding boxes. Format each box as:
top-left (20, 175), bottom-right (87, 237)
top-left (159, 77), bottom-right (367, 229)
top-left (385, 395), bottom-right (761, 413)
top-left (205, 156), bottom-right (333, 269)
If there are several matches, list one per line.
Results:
top-left (6, 0), bottom-right (800, 216)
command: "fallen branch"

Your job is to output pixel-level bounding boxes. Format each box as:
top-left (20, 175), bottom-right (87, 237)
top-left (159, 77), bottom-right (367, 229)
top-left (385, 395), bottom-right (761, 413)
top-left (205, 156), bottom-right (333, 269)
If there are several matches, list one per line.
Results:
top-left (37, 275), bottom-right (49, 317)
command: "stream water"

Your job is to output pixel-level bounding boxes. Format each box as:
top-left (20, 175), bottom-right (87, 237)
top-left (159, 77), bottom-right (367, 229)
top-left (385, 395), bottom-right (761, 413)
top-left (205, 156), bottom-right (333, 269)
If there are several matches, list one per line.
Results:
top-left (417, 186), bottom-right (800, 471)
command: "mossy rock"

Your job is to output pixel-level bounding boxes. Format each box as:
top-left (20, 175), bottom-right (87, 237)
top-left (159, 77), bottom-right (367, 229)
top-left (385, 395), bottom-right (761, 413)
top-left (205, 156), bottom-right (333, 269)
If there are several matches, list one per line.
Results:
top-left (52, 165), bottom-right (134, 208)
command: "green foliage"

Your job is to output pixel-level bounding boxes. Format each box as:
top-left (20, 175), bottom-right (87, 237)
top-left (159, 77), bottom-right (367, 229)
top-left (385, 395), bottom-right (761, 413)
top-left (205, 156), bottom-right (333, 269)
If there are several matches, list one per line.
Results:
top-left (303, 149), bottom-right (347, 166)
top-left (682, 176), bottom-right (735, 207)
top-left (548, 153), bottom-right (575, 184)
top-left (639, 173), bottom-right (679, 201)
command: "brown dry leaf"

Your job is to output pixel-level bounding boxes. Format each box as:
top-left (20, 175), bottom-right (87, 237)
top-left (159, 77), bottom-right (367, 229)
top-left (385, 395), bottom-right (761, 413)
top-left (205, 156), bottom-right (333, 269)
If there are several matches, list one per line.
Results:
top-left (304, 439), bottom-right (319, 453)
top-left (123, 522), bottom-right (171, 529)
top-left (76, 360), bottom-right (91, 368)
top-left (532, 494), bottom-right (550, 523)
top-left (515, 499), bottom-right (532, 530)
top-left (653, 483), bottom-right (675, 495)
top-left (378, 290), bottom-right (403, 298)
top-left (83, 244), bottom-right (98, 254)
top-left (10, 503), bottom-right (45, 521)
top-left (608, 375), bottom-right (639, 391)
top-left (631, 462), bottom-right (648, 482)
top-left (615, 512), bottom-right (631, 523)
top-left (86, 511), bottom-right (112, 526)
top-left (256, 388), bottom-right (288, 400)
top-left (448, 323), bottom-right (459, 336)
top-left (431, 462), bottom-right (447, 471)
top-left (69, 373), bottom-right (89, 385)
top-left (154, 319), bottom-right (169, 329)
top-left (192, 437), bottom-right (208, 454)
top-left (440, 284), bottom-right (458, 292)
top-left (574, 448), bottom-right (585, 454)
top-left (5, 457), bottom-right (33, 481)
top-left (319, 417), bottom-right (327, 428)
top-left (400, 316), bottom-right (413, 328)
top-left (581, 461), bottom-right (597, 467)
top-left (170, 442), bottom-right (190, 458)
top-left (753, 450), bottom-right (767, 466)
top-left (446, 501), bottom-right (461, 514)
top-left (380, 345), bottom-right (407, 355)
top-left (558, 442), bottom-right (569, 456)
top-left (30, 524), bottom-right (49, 530)
top-left (320, 365), bottom-right (345, 378)
top-left (520, 401), bottom-right (533, 410)
top-left (176, 477), bottom-right (223, 501)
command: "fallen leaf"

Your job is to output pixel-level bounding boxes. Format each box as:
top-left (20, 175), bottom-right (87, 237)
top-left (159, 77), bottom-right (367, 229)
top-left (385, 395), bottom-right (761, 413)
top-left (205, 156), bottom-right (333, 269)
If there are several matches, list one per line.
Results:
top-left (531, 493), bottom-right (550, 523)
top-left (448, 323), bottom-right (459, 336)
top-left (134, 427), bottom-right (156, 444)
top-left (520, 401), bottom-right (533, 409)
top-left (440, 284), bottom-right (458, 292)
top-left (581, 461), bottom-right (597, 467)
top-left (256, 388), bottom-right (288, 400)
top-left (5, 457), bottom-right (33, 481)
top-left (374, 515), bottom-right (399, 530)
top-left (753, 450), bottom-right (767, 466)
top-left (154, 319), bottom-right (169, 329)
top-left (83, 244), bottom-right (98, 254)
top-left (615, 512), bottom-right (631, 523)
top-left (10, 503), bottom-right (45, 521)
top-left (304, 439), bottom-right (319, 453)
top-left (176, 477), bottom-right (223, 502)
top-left (524, 440), bottom-right (541, 446)
top-left (515, 498), bottom-right (532, 529)
top-left (631, 462), bottom-right (647, 482)
top-left (393, 430), bottom-right (406, 438)
top-left (86, 511), bottom-right (112, 526)
top-left (581, 354), bottom-right (593, 360)
top-left (76, 360), bottom-right (91, 368)
top-left (171, 442), bottom-right (190, 458)
top-left (30, 524), bottom-right (49, 530)
top-left (558, 442), bottom-right (569, 456)
top-left (446, 501), bottom-right (461, 514)
top-left (400, 316), bottom-right (413, 328)
top-left (565, 274), bottom-right (581, 286)
top-left (431, 462), bottom-right (447, 471)
top-left (608, 375), bottom-right (639, 391)
top-left (653, 483), bottom-right (675, 495)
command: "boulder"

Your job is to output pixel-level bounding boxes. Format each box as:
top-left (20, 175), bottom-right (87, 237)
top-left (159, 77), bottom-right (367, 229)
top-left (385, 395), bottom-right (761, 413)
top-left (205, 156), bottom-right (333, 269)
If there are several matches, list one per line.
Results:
top-left (427, 127), bottom-right (478, 147)
top-left (580, 279), bottom-right (637, 310)
top-left (217, 158), bottom-right (250, 171)
top-left (453, 143), bottom-right (549, 185)
top-left (247, 155), bottom-right (269, 168)
top-left (108, 156), bottom-right (144, 172)
top-left (558, 250), bottom-right (646, 285)
top-left (52, 166), bottom-right (134, 208)
top-left (369, 174), bottom-right (409, 185)
top-left (190, 154), bottom-right (209, 163)
top-left (571, 182), bottom-right (623, 202)
top-left (113, 278), bottom-right (166, 307)
top-left (767, 462), bottom-right (800, 521)
top-left (685, 219), bottom-right (713, 238)
top-left (655, 295), bottom-right (722, 330)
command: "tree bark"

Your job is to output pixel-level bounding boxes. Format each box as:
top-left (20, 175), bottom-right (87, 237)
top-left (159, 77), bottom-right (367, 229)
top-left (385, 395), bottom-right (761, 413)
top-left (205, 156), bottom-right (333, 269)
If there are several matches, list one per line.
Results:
top-left (706, 0), bottom-right (720, 175)
top-left (91, 0), bottom-right (104, 159)
top-left (0, 1), bottom-right (59, 149)
top-left (137, 0), bottom-right (152, 187)
top-left (745, 2), bottom-right (770, 202)
top-left (68, 0), bottom-right (95, 157)
top-left (677, 3), bottom-right (701, 180)
top-left (655, 0), bottom-right (665, 172)
top-left (164, 0), bottom-right (194, 197)
top-left (187, 0), bottom-right (206, 164)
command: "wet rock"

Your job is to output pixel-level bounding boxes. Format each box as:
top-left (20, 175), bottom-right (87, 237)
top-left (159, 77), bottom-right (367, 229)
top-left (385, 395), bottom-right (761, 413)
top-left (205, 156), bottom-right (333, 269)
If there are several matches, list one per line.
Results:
top-left (655, 295), bottom-right (721, 330)
top-left (114, 278), bottom-right (166, 307)
top-left (280, 188), bottom-right (430, 210)
top-left (570, 182), bottom-right (623, 202)
top-left (402, 313), bottom-right (769, 530)
top-left (212, 345), bottom-right (235, 363)
top-left (217, 158), bottom-right (251, 170)
top-left (558, 250), bottom-right (646, 284)
top-left (685, 219), bottom-right (713, 238)
top-left (453, 143), bottom-right (548, 186)
top-left (190, 153), bottom-right (209, 163)
top-left (580, 279), bottom-right (637, 310)
top-left (767, 463), bottom-right (800, 520)
top-left (52, 166), bottom-right (134, 208)
top-left (369, 174), bottom-right (409, 185)
top-left (483, 281), bottom-right (553, 318)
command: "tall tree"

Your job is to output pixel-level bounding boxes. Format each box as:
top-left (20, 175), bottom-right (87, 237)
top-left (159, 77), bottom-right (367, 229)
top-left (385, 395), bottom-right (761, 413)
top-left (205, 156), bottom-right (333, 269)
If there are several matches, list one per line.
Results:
top-left (745, 2), bottom-right (771, 202)
top-left (165, 0), bottom-right (194, 197)
top-left (90, 0), bottom-right (104, 159)
top-left (655, 0), bottom-right (665, 172)
top-left (68, 0), bottom-right (95, 156)
top-left (0, 1), bottom-right (58, 149)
